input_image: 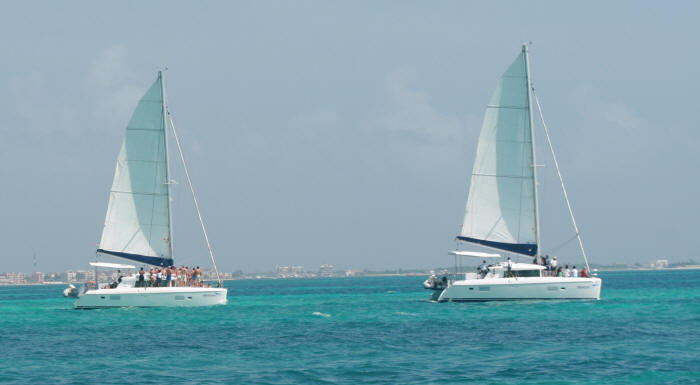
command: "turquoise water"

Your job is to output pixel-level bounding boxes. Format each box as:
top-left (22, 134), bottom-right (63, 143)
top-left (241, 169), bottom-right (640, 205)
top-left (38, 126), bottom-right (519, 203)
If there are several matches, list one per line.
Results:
top-left (1, 270), bottom-right (698, 384)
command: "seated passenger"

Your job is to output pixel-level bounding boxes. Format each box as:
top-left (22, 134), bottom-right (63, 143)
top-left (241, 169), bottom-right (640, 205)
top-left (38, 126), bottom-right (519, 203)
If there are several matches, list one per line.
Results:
top-left (478, 260), bottom-right (489, 278)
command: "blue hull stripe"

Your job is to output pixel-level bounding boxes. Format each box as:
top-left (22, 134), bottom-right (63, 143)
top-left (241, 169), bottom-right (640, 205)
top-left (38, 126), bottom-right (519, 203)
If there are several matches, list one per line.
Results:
top-left (97, 249), bottom-right (174, 267)
top-left (456, 236), bottom-right (537, 256)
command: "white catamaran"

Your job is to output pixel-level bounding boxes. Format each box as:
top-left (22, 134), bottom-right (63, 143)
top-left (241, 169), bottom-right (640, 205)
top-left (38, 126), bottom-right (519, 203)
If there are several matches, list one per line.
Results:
top-left (74, 72), bottom-right (227, 308)
top-left (432, 44), bottom-right (601, 302)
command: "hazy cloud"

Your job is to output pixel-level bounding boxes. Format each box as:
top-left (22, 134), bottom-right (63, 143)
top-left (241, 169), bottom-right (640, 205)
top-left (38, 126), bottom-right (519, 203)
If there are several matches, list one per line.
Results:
top-left (85, 44), bottom-right (144, 131)
top-left (381, 69), bottom-right (462, 140)
top-left (369, 69), bottom-right (474, 173)
top-left (289, 109), bottom-right (339, 141)
top-left (85, 44), bottom-right (129, 88)
top-left (568, 84), bottom-right (649, 170)
top-left (7, 71), bottom-right (77, 137)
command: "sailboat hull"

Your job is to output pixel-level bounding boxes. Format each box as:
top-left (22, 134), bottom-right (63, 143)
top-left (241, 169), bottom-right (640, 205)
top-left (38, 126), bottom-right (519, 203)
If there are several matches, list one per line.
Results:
top-left (437, 277), bottom-right (601, 302)
top-left (74, 287), bottom-right (227, 309)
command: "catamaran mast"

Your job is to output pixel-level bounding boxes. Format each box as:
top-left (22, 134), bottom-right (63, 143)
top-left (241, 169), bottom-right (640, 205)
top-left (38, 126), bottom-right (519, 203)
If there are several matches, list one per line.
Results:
top-left (160, 70), bottom-right (175, 262)
top-left (523, 44), bottom-right (542, 258)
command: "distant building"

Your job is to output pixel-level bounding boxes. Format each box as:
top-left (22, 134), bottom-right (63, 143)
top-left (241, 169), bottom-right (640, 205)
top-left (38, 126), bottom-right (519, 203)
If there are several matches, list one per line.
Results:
top-left (75, 270), bottom-right (95, 282)
top-left (319, 264), bottom-right (334, 277)
top-left (276, 265), bottom-right (304, 278)
top-left (5, 272), bottom-right (26, 285)
top-left (345, 269), bottom-right (365, 277)
top-left (45, 272), bottom-right (67, 282)
top-left (652, 259), bottom-right (669, 269)
top-left (31, 272), bottom-right (44, 283)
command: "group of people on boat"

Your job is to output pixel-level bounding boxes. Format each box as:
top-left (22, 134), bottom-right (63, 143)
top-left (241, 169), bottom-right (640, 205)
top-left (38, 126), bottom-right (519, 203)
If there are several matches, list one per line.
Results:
top-left (532, 255), bottom-right (588, 277)
top-left (135, 266), bottom-right (210, 288)
top-left (472, 256), bottom-right (589, 279)
top-left (100, 265), bottom-right (212, 289)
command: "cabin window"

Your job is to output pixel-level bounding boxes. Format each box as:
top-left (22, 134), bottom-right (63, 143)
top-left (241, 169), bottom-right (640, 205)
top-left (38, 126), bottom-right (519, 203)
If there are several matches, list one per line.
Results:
top-left (110, 295), bottom-right (120, 300)
top-left (511, 270), bottom-right (541, 277)
top-left (175, 295), bottom-right (185, 301)
top-left (478, 286), bottom-right (491, 291)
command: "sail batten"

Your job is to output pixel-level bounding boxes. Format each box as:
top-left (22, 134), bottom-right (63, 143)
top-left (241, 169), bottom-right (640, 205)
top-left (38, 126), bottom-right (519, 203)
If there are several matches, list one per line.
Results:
top-left (97, 73), bottom-right (173, 267)
top-left (459, 48), bottom-right (538, 257)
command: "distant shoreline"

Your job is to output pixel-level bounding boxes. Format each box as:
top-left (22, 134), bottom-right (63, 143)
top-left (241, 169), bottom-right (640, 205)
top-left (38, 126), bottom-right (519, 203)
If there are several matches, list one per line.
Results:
top-left (2, 266), bottom-right (699, 287)
top-left (593, 265), bottom-right (700, 272)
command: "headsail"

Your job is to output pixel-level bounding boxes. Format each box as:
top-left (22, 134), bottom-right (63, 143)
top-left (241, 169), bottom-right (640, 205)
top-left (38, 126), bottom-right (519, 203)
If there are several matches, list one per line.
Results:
top-left (458, 47), bottom-right (538, 256)
top-left (97, 73), bottom-right (174, 266)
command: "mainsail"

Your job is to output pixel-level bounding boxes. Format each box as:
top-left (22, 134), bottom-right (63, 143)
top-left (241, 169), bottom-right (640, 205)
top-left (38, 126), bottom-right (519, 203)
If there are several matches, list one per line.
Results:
top-left (97, 72), bottom-right (174, 266)
top-left (458, 46), bottom-right (538, 256)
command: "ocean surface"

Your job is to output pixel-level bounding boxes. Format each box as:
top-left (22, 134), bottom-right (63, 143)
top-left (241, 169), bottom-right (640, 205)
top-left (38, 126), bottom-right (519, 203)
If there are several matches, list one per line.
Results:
top-left (1, 270), bottom-right (698, 385)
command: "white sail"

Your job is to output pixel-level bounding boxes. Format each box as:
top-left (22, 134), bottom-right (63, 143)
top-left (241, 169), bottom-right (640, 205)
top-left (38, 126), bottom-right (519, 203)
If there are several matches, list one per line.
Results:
top-left (458, 47), bottom-right (538, 256)
top-left (97, 73), bottom-right (174, 266)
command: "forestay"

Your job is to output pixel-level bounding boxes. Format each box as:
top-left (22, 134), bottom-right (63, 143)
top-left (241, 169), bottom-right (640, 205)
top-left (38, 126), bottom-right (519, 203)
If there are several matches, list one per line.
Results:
top-left (458, 48), bottom-right (538, 256)
top-left (97, 73), bottom-right (174, 266)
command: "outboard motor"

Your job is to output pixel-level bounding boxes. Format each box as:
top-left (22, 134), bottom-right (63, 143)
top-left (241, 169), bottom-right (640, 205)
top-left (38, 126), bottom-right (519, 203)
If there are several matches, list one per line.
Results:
top-left (62, 284), bottom-right (79, 298)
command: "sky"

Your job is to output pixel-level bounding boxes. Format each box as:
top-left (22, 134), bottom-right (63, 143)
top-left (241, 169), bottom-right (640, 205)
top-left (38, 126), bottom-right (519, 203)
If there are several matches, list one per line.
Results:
top-left (1, 1), bottom-right (698, 273)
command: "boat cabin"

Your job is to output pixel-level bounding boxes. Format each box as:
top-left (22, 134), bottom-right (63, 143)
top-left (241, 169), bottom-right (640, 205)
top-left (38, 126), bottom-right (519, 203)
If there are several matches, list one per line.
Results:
top-left (468, 262), bottom-right (546, 280)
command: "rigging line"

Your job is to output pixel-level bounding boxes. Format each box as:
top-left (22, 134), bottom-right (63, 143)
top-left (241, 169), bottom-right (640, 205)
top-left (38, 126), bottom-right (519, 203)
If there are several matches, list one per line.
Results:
top-left (542, 233), bottom-right (579, 255)
top-left (167, 113), bottom-right (223, 287)
top-left (532, 90), bottom-right (591, 273)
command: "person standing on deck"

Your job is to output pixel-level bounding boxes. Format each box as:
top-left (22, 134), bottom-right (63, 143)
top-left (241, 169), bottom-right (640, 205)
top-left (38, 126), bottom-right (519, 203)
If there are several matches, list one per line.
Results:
top-left (138, 267), bottom-right (145, 287)
top-left (506, 257), bottom-right (514, 277)
top-left (572, 266), bottom-right (578, 277)
top-left (165, 266), bottom-right (172, 287)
